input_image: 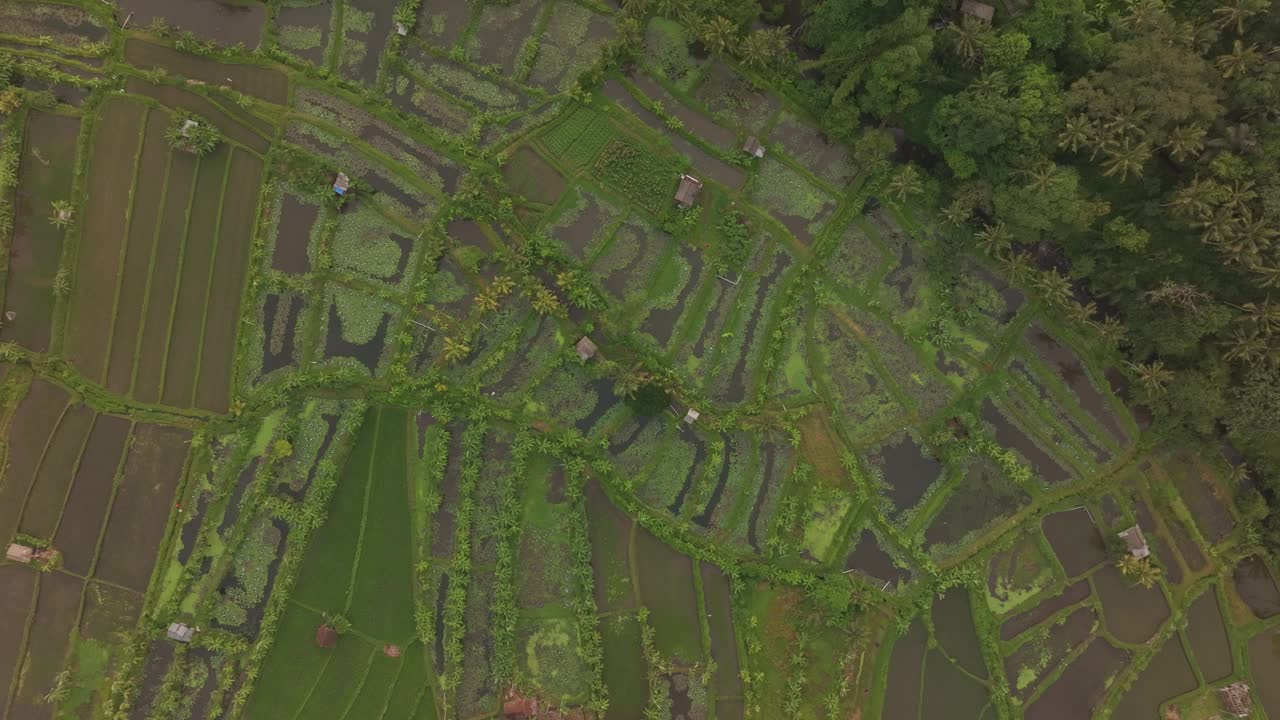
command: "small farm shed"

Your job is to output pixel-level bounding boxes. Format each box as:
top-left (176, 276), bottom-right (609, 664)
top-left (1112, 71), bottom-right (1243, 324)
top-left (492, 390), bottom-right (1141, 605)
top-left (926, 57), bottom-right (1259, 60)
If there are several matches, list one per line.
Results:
top-left (395, 22), bottom-right (408, 36)
top-left (674, 174), bottom-right (703, 208)
top-left (179, 118), bottom-right (199, 138)
top-left (315, 624), bottom-right (338, 649)
top-left (576, 336), bottom-right (598, 361)
top-left (960, 0), bottom-right (995, 22)
top-left (743, 137), bottom-right (766, 158)
top-left (683, 408), bottom-right (700, 425)
top-left (1219, 681), bottom-right (1251, 717)
top-left (503, 697), bottom-right (538, 719)
top-left (1117, 525), bottom-right (1150, 559)
top-left (167, 623), bottom-right (195, 643)
top-left (383, 644), bottom-right (402, 658)
top-left (333, 172), bottom-right (351, 196)
top-left (6, 543), bottom-right (34, 563)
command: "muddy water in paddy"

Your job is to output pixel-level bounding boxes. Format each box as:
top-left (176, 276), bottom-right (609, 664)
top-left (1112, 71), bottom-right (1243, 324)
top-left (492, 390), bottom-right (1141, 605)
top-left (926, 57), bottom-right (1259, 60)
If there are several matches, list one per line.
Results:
top-left (921, 649), bottom-right (989, 720)
top-left (646, 247), bottom-right (705, 349)
top-left (694, 434), bottom-right (733, 528)
top-left (1173, 464), bottom-right (1235, 543)
top-left (1233, 555), bottom-right (1280, 619)
top-left (55, 414), bottom-right (132, 575)
top-left (883, 621), bottom-right (927, 719)
top-left (1132, 499), bottom-right (1184, 585)
top-left (575, 377), bottom-right (621, 436)
top-left (118, 0), bottom-right (266, 47)
top-left (981, 400), bottom-right (1072, 483)
top-left (1024, 325), bottom-right (1129, 445)
top-left (261, 293), bottom-right (302, 375)
top-left (218, 457), bottom-right (260, 534)
top-left (630, 74), bottom-right (737, 150)
top-left (720, 252), bottom-right (790, 402)
top-left (1004, 607), bottom-right (1095, 699)
top-left (276, 3), bottom-right (331, 66)
top-left (666, 432), bottom-right (706, 516)
top-left (601, 80), bottom-right (745, 189)
top-left (1247, 627), bottom-right (1280, 717)
top-left (0, 565), bottom-right (38, 690)
top-left (843, 528), bottom-right (906, 586)
top-left (1042, 507), bottom-right (1107, 577)
top-left (873, 434), bottom-right (943, 514)
top-left (324, 304), bottom-right (389, 373)
top-left (1113, 633), bottom-right (1198, 720)
top-left (272, 195), bottom-right (317, 273)
top-left (1186, 589), bottom-right (1233, 683)
top-left (931, 588), bottom-right (986, 677)
top-left (1000, 580), bottom-right (1091, 641)
top-left (1025, 638), bottom-right (1128, 720)
top-left (1093, 564), bottom-right (1169, 644)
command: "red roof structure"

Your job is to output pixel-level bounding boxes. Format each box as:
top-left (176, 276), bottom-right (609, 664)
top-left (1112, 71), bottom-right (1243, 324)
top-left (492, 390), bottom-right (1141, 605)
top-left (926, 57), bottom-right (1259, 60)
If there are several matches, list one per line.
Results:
top-left (315, 625), bottom-right (338, 649)
top-left (503, 696), bottom-right (538, 718)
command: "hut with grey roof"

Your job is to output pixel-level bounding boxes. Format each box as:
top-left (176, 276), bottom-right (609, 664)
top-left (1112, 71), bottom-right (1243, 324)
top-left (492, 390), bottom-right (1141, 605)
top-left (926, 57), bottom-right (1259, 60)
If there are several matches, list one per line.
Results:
top-left (1117, 525), bottom-right (1150, 559)
top-left (576, 336), bottom-right (598, 362)
top-left (743, 137), bottom-right (766, 158)
top-left (167, 623), bottom-right (195, 643)
top-left (960, 0), bottom-right (995, 22)
top-left (674, 174), bottom-right (703, 208)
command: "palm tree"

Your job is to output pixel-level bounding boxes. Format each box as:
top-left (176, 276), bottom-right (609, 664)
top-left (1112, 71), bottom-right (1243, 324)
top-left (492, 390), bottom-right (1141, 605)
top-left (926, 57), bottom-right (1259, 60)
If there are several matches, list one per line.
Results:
top-left (1237, 301), bottom-right (1280, 335)
top-left (1220, 214), bottom-right (1278, 265)
top-left (489, 275), bottom-right (515, 296)
top-left (1166, 177), bottom-right (1218, 221)
top-left (48, 199), bottom-right (74, 228)
top-left (1206, 123), bottom-right (1261, 157)
top-left (1022, 163), bottom-right (1061, 194)
top-left (947, 17), bottom-right (988, 65)
top-left (1057, 115), bottom-right (1096, 154)
top-left (974, 222), bottom-right (1011, 255)
top-left (475, 291), bottom-right (499, 313)
top-left (887, 165), bottom-right (923, 201)
top-left (613, 364), bottom-right (651, 398)
top-left (1212, 0), bottom-right (1265, 35)
top-left (700, 16), bottom-right (739, 56)
top-left (442, 336), bottom-right (470, 363)
top-left (1094, 315), bottom-right (1126, 346)
top-left (1128, 359), bottom-right (1174, 396)
top-left (1217, 40), bottom-right (1260, 78)
top-left (1117, 555), bottom-right (1163, 588)
top-left (531, 287), bottom-right (561, 315)
top-left (740, 31), bottom-right (774, 67)
top-left (1223, 328), bottom-right (1269, 366)
top-left (1164, 125), bottom-right (1206, 162)
top-left (620, 0), bottom-right (651, 16)
top-left (1117, 0), bottom-right (1164, 33)
top-left (1068, 300), bottom-right (1098, 324)
top-left (1251, 263), bottom-right (1280, 288)
top-left (1224, 180), bottom-right (1257, 213)
top-left (1101, 136), bottom-right (1151, 181)
top-left (941, 199), bottom-right (971, 227)
top-left (1198, 207), bottom-right (1242, 248)
top-left (1035, 269), bottom-right (1073, 307)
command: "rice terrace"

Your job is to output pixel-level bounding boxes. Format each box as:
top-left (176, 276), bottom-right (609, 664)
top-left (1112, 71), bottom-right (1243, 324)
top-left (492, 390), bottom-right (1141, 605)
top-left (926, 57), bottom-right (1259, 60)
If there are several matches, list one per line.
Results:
top-left (0, 0), bottom-right (1278, 718)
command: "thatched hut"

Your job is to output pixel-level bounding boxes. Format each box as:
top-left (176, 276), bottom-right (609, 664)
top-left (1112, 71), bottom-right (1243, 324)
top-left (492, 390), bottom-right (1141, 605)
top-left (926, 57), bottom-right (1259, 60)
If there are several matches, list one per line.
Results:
top-left (315, 624), bottom-right (338, 649)
top-left (1118, 525), bottom-right (1150, 559)
top-left (576, 336), bottom-right (598, 362)
top-left (674, 174), bottom-right (703, 208)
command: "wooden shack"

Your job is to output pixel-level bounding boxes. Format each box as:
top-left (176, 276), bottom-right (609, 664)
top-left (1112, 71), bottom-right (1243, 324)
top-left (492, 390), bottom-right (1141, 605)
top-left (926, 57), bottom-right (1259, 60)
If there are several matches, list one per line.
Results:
top-left (6, 543), bottom-right (33, 563)
top-left (674, 174), bottom-right (703, 208)
top-left (1117, 525), bottom-right (1150, 559)
top-left (503, 696), bottom-right (538, 719)
top-left (683, 408), bottom-right (700, 425)
top-left (743, 136), bottom-right (766, 158)
top-left (960, 0), bottom-right (995, 22)
top-left (576, 336), bottom-right (598, 362)
top-left (1219, 681), bottom-right (1252, 717)
top-left (333, 172), bottom-right (351, 196)
top-left (315, 624), bottom-right (338, 649)
top-left (167, 623), bottom-right (195, 643)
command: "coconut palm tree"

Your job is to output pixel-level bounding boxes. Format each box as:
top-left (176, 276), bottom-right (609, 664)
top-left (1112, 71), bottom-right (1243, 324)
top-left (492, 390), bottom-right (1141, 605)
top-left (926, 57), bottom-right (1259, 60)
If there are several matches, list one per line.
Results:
top-left (1212, 0), bottom-right (1266, 35)
top-left (1117, 555), bottom-right (1163, 588)
top-left (442, 336), bottom-right (470, 363)
top-left (1101, 136), bottom-right (1151, 181)
top-left (1022, 163), bottom-right (1062, 194)
top-left (1252, 263), bottom-right (1280, 288)
top-left (1164, 124), bottom-right (1206, 162)
top-left (947, 16), bottom-right (989, 65)
top-left (1057, 115), bottom-right (1096, 154)
top-left (700, 16), bottom-right (739, 56)
top-left (1035, 269), bottom-right (1073, 307)
top-left (1128, 359), bottom-right (1174, 396)
top-left (1223, 328), bottom-right (1269, 366)
top-left (531, 287), bottom-right (561, 315)
top-left (1095, 315), bottom-right (1126, 346)
top-left (1198, 208), bottom-right (1241, 248)
top-left (1068, 300), bottom-right (1098, 324)
top-left (740, 31), bottom-right (774, 67)
top-left (614, 364), bottom-right (651, 398)
top-left (941, 198), bottom-right (972, 227)
top-left (975, 222), bottom-right (1011, 255)
top-left (1237, 300), bottom-right (1280, 335)
top-left (1217, 40), bottom-right (1260, 78)
top-left (489, 274), bottom-right (515, 297)
top-left (887, 165), bottom-right (923, 201)
top-left (48, 199), bottom-right (74, 228)
top-left (1166, 176), bottom-right (1219, 221)
top-left (1221, 215), bottom-right (1278, 265)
